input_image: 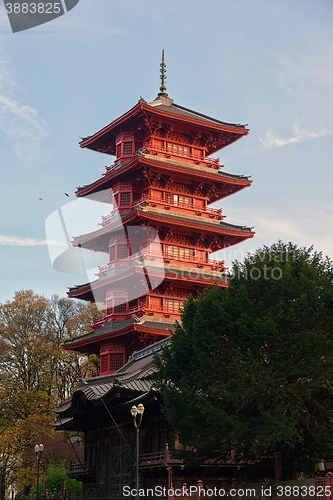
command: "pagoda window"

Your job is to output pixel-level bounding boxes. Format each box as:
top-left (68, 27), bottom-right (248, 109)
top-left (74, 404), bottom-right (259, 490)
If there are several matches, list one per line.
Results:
top-left (165, 245), bottom-right (193, 260)
top-left (117, 244), bottom-right (128, 259)
top-left (123, 141), bottom-right (133, 156)
top-left (165, 299), bottom-right (182, 312)
top-left (115, 131), bottom-right (135, 161)
top-left (110, 353), bottom-right (125, 372)
top-left (165, 193), bottom-right (191, 207)
top-left (178, 194), bottom-right (191, 206)
top-left (100, 342), bottom-right (126, 375)
top-left (167, 142), bottom-right (189, 156)
top-left (120, 192), bottom-right (131, 206)
top-left (114, 298), bottom-right (127, 314)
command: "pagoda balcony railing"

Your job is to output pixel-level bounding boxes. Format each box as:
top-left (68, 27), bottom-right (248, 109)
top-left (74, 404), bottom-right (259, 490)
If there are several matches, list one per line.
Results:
top-left (95, 253), bottom-right (165, 278)
top-left (139, 451), bottom-right (183, 469)
top-left (98, 196), bottom-right (224, 227)
top-left (99, 211), bottom-right (120, 227)
top-left (103, 147), bottom-right (223, 173)
top-left (91, 303), bottom-right (145, 330)
top-left (91, 301), bottom-right (181, 328)
top-left (141, 304), bottom-right (182, 319)
top-left (135, 195), bottom-right (225, 220)
top-left (68, 461), bottom-right (96, 479)
top-left (138, 144), bottom-right (222, 170)
top-left (95, 253), bottom-right (225, 279)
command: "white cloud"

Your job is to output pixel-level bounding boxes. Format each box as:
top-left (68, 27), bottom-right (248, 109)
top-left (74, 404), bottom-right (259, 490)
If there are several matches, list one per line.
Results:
top-left (0, 234), bottom-right (59, 246)
top-left (260, 118), bottom-right (327, 149)
top-left (0, 47), bottom-right (51, 160)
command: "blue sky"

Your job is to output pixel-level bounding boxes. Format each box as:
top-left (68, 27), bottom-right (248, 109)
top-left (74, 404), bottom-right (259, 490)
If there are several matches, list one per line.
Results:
top-left (0, 0), bottom-right (332, 304)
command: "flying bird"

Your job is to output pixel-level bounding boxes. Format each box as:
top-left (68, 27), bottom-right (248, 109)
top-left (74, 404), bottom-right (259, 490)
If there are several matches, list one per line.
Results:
top-left (39, 197), bottom-right (43, 201)
top-left (65, 193), bottom-right (69, 197)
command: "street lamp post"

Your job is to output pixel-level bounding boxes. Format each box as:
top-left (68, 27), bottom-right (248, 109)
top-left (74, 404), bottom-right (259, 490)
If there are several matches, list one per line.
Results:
top-left (34, 444), bottom-right (44, 500)
top-left (131, 404), bottom-right (144, 500)
top-left (0, 461), bottom-right (4, 500)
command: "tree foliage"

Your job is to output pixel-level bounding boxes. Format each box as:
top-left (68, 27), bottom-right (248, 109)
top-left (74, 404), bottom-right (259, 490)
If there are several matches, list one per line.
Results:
top-left (154, 242), bottom-right (333, 479)
top-left (45, 464), bottom-right (82, 497)
top-left (0, 290), bottom-right (96, 492)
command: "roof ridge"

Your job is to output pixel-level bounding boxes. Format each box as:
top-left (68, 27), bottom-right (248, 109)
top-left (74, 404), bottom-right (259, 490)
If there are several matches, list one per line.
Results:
top-left (171, 102), bottom-right (247, 129)
top-left (128, 336), bottom-right (172, 362)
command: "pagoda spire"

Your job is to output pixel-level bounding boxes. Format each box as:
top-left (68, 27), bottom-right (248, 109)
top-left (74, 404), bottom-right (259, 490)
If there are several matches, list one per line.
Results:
top-left (158, 49), bottom-right (168, 97)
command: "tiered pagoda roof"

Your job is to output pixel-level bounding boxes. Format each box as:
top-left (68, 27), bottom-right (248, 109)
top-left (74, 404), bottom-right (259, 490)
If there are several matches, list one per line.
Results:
top-left (63, 54), bottom-right (254, 373)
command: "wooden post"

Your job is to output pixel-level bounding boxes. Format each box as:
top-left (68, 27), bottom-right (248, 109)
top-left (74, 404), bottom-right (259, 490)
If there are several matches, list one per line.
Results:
top-left (197, 480), bottom-right (203, 499)
top-left (167, 466), bottom-right (173, 500)
top-left (168, 482), bottom-right (174, 500)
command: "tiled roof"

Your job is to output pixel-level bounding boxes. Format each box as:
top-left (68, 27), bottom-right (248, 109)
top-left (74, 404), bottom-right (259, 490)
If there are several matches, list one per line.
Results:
top-left (141, 154), bottom-right (251, 181)
top-left (148, 98), bottom-right (246, 129)
top-left (63, 316), bottom-right (175, 347)
top-left (63, 317), bottom-right (136, 346)
top-left (139, 206), bottom-right (253, 233)
top-left (54, 337), bottom-right (172, 421)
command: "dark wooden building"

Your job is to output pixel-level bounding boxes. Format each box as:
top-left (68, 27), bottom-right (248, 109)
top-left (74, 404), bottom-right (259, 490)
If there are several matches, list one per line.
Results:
top-left (55, 338), bottom-right (243, 498)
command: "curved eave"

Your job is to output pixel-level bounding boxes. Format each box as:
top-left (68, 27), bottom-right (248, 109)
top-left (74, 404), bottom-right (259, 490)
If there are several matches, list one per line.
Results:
top-left (63, 321), bottom-right (172, 353)
top-left (70, 204), bottom-right (254, 251)
top-left (76, 154), bottom-right (251, 198)
top-left (79, 101), bottom-right (248, 155)
top-left (71, 208), bottom-right (253, 251)
top-left (79, 102), bottom-right (143, 151)
top-left (136, 208), bottom-right (254, 241)
top-left (141, 156), bottom-right (252, 195)
top-left (67, 264), bottom-right (228, 304)
top-left (142, 103), bottom-right (248, 154)
top-left (54, 382), bottom-right (148, 420)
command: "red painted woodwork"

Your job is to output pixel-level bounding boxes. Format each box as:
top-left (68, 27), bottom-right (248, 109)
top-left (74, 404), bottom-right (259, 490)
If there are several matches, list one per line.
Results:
top-left (64, 92), bottom-right (254, 374)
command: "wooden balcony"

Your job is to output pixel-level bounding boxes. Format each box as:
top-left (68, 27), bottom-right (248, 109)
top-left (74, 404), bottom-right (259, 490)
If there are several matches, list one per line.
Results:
top-left (135, 195), bottom-right (225, 220)
top-left (98, 195), bottom-right (225, 228)
top-left (91, 303), bottom-right (145, 330)
top-left (139, 446), bottom-right (183, 469)
top-left (137, 144), bottom-right (222, 170)
top-left (68, 461), bottom-right (96, 480)
top-left (104, 145), bottom-right (223, 171)
top-left (95, 252), bottom-right (225, 279)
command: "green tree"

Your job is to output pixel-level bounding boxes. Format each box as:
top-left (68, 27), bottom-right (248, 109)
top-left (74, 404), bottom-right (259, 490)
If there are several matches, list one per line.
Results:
top-left (155, 242), bottom-right (333, 480)
top-left (0, 290), bottom-right (96, 494)
top-left (45, 464), bottom-right (82, 497)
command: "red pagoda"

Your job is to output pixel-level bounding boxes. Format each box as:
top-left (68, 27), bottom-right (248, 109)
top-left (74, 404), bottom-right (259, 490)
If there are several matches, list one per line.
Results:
top-left (64, 52), bottom-right (254, 375)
